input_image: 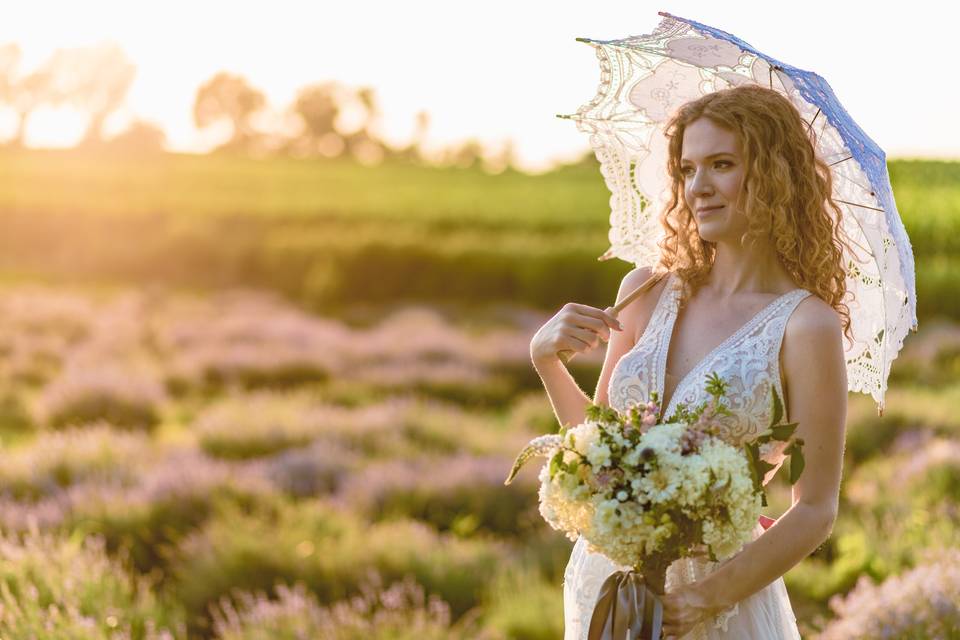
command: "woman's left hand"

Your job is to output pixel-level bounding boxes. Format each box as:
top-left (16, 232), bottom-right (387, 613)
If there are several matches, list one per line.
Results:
top-left (660, 583), bottom-right (717, 639)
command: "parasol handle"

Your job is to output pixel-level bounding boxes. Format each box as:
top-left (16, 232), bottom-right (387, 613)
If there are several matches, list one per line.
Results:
top-left (558, 271), bottom-right (668, 365)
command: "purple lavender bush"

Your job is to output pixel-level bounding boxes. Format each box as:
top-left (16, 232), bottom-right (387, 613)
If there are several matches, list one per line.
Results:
top-left (37, 365), bottom-right (167, 431)
top-left (257, 439), bottom-right (360, 498)
top-left (818, 548), bottom-right (960, 639)
top-left (0, 449), bottom-right (280, 574)
top-left (154, 294), bottom-right (341, 394)
top-left (0, 421), bottom-right (151, 500)
top-left (169, 499), bottom-right (507, 635)
top-left (210, 574), bottom-right (494, 640)
top-left (0, 526), bottom-right (185, 639)
top-left (336, 454), bottom-right (540, 536)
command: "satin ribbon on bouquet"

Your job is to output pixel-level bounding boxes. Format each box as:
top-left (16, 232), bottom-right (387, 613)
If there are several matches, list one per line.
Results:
top-left (588, 516), bottom-right (775, 639)
top-left (588, 570), bottom-right (664, 640)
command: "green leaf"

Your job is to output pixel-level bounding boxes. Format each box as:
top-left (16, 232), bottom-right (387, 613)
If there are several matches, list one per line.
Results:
top-left (549, 452), bottom-right (562, 479)
top-left (770, 422), bottom-right (798, 441)
top-left (743, 444), bottom-right (763, 495)
top-left (756, 459), bottom-right (776, 477)
top-left (769, 385), bottom-right (783, 427)
top-left (788, 444), bottom-right (806, 484)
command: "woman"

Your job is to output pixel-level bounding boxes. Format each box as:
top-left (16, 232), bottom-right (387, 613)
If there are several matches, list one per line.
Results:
top-left (530, 85), bottom-right (851, 639)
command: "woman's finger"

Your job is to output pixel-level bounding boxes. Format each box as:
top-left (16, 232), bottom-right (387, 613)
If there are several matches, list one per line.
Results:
top-left (565, 303), bottom-right (622, 330)
top-left (569, 313), bottom-right (610, 338)
top-left (567, 326), bottom-right (602, 347)
top-left (560, 333), bottom-right (593, 352)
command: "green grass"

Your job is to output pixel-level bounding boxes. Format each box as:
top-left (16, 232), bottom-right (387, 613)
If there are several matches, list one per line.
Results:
top-left (2, 148), bottom-right (958, 318)
top-left (0, 148), bottom-right (609, 230)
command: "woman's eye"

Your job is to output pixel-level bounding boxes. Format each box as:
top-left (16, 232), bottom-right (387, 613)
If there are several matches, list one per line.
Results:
top-left (681, 161), bottom-right (731, 175)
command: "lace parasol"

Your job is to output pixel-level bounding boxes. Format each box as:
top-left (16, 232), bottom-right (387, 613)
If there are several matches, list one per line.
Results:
top-left (558, 11), bottom-right (917, 415)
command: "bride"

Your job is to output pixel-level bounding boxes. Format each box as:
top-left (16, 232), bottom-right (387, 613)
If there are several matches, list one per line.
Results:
top-left (530, 85), bottom-right (851, 639)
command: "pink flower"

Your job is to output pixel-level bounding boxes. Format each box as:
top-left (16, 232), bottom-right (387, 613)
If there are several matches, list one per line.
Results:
top-left (593, 470), bottom-right (614, 491)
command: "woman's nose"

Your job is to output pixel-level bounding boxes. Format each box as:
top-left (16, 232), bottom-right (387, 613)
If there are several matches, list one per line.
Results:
top-left (689, 168), bottom-right (714, 196)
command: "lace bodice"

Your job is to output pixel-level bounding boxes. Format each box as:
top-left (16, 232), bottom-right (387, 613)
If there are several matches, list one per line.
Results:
top-left (563, 271), bottom-right (811, 639)
top-left (609, 272), bottom-right (811, 473)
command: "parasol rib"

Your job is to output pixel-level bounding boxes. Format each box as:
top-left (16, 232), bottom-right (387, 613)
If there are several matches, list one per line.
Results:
top-left (836, 199), bottom-right (884, 213)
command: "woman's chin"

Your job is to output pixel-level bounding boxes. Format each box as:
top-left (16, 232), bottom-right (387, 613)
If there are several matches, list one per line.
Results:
top-left (695, 225), bottom-right (723, 243)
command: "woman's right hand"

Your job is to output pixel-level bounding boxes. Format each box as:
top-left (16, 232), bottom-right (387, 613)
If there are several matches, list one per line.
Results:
top-left (530, 303), bottom-right (623, 366)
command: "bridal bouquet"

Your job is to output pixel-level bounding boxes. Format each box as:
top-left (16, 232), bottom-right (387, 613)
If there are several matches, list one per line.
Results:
top-left (504, 372), bottom-right (805, 637)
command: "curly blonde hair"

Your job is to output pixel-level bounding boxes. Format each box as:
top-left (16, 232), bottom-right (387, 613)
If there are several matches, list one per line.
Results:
top-left (653, 84), bottom-right (854, 347)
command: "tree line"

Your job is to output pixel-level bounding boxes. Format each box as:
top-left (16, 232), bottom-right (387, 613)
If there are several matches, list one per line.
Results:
top-left (0, 42), bottom-right (518, 170)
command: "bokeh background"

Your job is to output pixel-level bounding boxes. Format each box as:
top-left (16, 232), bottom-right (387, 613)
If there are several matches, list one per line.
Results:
top-left (0, 2), bottom-right (958, 638)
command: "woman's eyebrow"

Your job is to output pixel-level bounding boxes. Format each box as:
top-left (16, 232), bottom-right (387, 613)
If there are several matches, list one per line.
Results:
top-left (680, 152), bottom-right (737, 163)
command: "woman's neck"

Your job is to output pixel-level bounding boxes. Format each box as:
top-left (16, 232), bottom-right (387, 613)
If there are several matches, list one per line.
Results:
top-left (702, 240), bottom-right (796, 297)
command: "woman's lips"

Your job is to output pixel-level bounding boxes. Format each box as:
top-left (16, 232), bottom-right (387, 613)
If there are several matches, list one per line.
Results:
top-left (698, 205), bottom-right (724, 217)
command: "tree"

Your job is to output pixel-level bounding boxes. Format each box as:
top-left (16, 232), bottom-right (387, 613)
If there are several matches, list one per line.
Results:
top-left (342, 85), bottom-right (386, 164)
top-left (290, 82), bottom-right (390, 163)
top-left (293, 81), bottom-right (341, 142)
top-left (0, 43), bottom-right (18, 98)
top-left (392, 109), bottom-right (430, 164)
top-left (412, 109), bottom-right (430, 160)
top-left (44, 43), bottom-right (136, 146)
top-left (107, 120), bottom-right (166, 154)
top-left (193, 72), bottom-right (265, 150)
top-left (445, 138), bottom-right (484, 169)
top-left (0, 43), bottom-right (60, 147)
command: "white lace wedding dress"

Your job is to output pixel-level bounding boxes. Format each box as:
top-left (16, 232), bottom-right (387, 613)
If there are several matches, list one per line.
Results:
top-left (563, 272), bottom-right (804, 639)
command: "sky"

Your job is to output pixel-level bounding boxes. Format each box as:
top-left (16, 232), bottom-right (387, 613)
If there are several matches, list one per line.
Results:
top-left (1, 0), bottom-right (956, 172)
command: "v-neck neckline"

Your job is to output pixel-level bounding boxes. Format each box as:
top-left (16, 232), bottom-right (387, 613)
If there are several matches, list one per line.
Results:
top-left (658, 274), bottom-right (806, 420)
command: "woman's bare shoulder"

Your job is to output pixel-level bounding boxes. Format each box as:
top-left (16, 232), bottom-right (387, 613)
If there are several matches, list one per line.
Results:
top-left (786, 294), bottom-right (842, 336)
top-left (615, 267), bottom-right (672, 343)
top-left (779, 294), bottom-right (846, 406)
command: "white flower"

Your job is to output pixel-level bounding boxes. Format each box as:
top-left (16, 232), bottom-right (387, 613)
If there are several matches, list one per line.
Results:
top-left (586, 441), bottom-right (612, 467)
top-left (594, 498), bottom-right (621, 532)
top-left (528, 409), bottom-right (763, 572)
top-left (573, 423), bottom-right (600, 457)
top-left (637, 464), bottom-right (679, 503)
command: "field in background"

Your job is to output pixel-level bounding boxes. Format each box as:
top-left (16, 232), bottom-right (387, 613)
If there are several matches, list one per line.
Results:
top-left (0, 149), bottom-right (958, 638)
top-left (2, 149), bottom-right (958, 319)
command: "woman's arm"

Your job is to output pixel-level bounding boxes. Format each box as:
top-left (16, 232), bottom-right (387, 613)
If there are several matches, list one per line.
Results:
top-left (532, 266), bottom-right (652, 428)
top-left (692, 296), bottom-right (848, 609)
top-left (531, 357), bottom-right (593, 429)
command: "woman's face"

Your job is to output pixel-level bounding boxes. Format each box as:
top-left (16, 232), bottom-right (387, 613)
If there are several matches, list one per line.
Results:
top-left (680, 117), bottom-right (748, 244)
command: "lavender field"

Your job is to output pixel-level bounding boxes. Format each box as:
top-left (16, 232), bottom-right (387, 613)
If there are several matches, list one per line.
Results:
top-left (0, 282), bottom-right (958, 638)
